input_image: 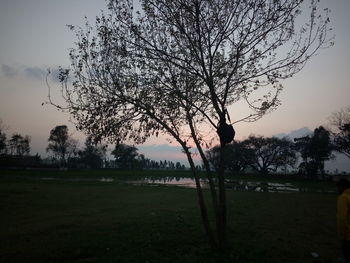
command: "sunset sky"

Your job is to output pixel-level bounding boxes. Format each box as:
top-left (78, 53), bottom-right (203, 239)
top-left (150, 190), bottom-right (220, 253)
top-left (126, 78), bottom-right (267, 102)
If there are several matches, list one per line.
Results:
top-left (0, 0), bottom-right (349, 169)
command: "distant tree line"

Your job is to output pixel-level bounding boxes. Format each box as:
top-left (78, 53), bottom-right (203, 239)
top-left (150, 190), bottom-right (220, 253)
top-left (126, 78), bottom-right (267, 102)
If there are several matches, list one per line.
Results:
top-left (0, 105), bottom-right (349, 175)
top-left (207, 120), bottom-right (350, 179)
top-left (0, 120), bottom-right (37, 168)
top-left (0, 123), bottom-right (186, 170)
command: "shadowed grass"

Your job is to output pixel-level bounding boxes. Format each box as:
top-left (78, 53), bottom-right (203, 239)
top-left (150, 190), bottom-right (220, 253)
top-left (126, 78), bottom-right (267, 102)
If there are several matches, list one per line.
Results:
top-left (0, 172), bottom-right (342, 262)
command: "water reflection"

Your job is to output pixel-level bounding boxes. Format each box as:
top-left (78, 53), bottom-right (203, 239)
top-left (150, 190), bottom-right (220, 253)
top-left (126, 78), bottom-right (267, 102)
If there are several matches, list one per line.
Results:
top-left (225, 180), bottom-right (300, 192)
top-left (128, 177), bottom-right (208, 188)
top-left (129, 177), bottom-right (305, 193)
top-left (41, 177), bottom-right (115, 183)
top-left (38, 176), bottom-right (334, 193)
top-left (100, 177), bottom-right (114, 182)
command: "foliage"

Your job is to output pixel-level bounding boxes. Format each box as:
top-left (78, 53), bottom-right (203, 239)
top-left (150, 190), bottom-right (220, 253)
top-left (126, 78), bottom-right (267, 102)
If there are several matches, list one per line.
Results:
top-left (334, 123), bottom-right (350, 158)
top-left (8, 133), bottom-right (31, 156)
top-left (242, 136), bottom-right (297, 174)
top-left (329, 106), bottom-right (350, 158)
top-left (111, 143), bottom-right (139, 169)
top-left (294, 126), bottom-right (333, 177)
top-left (47, 125), bottom-right (78, 166)
top-left (79, 136), bottom-right (107, 169)
top-left (0, 154), bottom-right (41, 168)
top-left (0, 129), bottom-right (7, 154)
top-left (52, 0), bottom-right (333, 250)
top-left (206, 141), bottom-right (255, 173)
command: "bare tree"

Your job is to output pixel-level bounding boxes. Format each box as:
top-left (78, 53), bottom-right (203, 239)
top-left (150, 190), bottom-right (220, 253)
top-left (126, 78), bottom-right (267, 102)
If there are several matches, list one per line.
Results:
top-left (8, 134), bottom-right (31, 156)
top-left (50, 0), bottom-right (332, 250)
top-left (329, 106), bottom-right (350, 158)
top-left (0, 119), bottom-right (9, 154)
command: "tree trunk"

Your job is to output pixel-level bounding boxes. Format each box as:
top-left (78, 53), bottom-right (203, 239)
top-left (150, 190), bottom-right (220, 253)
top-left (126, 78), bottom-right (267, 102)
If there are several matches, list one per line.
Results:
top-left (184, 148), bottom-right (218, 250)
top-left (217, 141), bottom-right (228, 249)
top-left (186, 115), bottom-right (222, 247)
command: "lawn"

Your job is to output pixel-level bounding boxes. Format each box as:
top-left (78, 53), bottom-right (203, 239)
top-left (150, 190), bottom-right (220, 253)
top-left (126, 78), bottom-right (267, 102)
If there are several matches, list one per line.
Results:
top-left (0, 170), bottom-right (343, 262)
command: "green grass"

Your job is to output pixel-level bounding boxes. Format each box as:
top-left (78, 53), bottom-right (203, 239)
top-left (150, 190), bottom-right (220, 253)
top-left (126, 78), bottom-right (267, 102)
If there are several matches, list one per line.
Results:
top-left (0, 171), bottom-right (343, 262)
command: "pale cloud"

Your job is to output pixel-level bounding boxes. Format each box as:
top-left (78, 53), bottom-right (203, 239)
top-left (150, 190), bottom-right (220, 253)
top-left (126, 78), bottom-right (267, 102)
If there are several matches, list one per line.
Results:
top-left (1, 64), bottom-right (63, 83)
top-left (273, 127), bottom-right (312, 140)
top-left (24, 66), bottom-right (46, 80)
top-left (1, 64), bottom-right (18, 78)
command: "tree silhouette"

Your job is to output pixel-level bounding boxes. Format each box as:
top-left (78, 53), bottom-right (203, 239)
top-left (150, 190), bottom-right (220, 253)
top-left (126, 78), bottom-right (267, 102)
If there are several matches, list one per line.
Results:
top-left (52, 0), bottom-right (332, 250)
top-left (8, 134), bottom-right (30, 156)
top-left (329, 106), bottom-right (350, 159)
top-left (111, 144), bottom-right (139, 169)
top-left (0, 120), bottom-right (7, 154)
top-left (0, 130), bottom-right (6, 155)
top-left (47, 125), bottom-right (78, 166)
top-left (79, 136), bottom-right (107, 169)
top-left (207, 141), bottom-right (255, 173)
top-left (295, 126), bottom-right (333, 177)
top-left (243, 136), bottom-right (296, 174)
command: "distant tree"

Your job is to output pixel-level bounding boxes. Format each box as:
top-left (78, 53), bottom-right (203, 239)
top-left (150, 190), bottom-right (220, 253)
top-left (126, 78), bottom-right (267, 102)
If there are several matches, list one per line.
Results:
top-left (334, 124), bottom-right (350, 158)
top-left (0, 129), bottom-right (7, 155)
top-left (163, 160), bottom-right (168, 169)
top-left (151, 160), bottom-right (160, 169)
top-left (295, 126), bottom-right (333, 177)
top-left (136, 154), bottom-right (147, 169)
top-left (329, 106), bottom-right (350, 158)
top-left (0, 120), bottom-right (7, 154)
top-left (111, 144), bottom-right (138, 169)
top-left (79, 136), bottom-right (107, 169)
top-left (207, 141), bottom-right (255, 173)
top-left (52, 0), bottom-right (333, 250)
top-left (243, 136), bottom-right (297, 175)
top-left (8, 134), bottom-right (31, 156)
top-left (175, 162), bottom-right (182, 170)
top-left (47, 125), bottom-right (78, 166)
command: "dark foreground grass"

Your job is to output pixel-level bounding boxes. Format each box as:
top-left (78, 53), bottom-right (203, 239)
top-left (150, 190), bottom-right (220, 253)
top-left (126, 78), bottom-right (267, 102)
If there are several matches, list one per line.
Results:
top-left (0, 174), bottom-right (343, 263)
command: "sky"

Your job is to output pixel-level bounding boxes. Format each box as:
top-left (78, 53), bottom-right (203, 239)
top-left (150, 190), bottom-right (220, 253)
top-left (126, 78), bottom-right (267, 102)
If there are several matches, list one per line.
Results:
top-left (0, 0), bottom-right (349, 170)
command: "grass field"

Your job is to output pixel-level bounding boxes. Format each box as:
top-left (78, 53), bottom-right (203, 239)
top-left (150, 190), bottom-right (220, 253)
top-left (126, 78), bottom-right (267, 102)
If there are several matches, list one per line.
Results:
top-left (0, 169), bottom-right (344, 262)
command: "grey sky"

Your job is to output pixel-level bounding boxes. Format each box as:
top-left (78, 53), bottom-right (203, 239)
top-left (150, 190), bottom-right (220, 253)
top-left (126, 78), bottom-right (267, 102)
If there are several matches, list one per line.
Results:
top-left (0, 0), bottom-right (349, 168)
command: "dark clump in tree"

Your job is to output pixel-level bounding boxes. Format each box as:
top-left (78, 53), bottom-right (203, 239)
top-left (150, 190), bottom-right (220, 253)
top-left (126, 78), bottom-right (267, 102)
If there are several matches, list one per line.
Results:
top-left (50, 0), bottom-right (333, 250)
top-left (295, 126), bottom-right (333, 178)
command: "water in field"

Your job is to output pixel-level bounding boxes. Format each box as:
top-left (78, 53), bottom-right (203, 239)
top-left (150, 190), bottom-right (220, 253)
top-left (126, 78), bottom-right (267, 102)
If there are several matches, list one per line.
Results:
top-left (129, 177), bottom-right (337, 193)
top-left (39, 176), bottom-right (334, 193)
top-left (224, 180), bottom-right (300, 193)
top-left (128, 177), bottom-right (208, 189)
top-left (126, 177), bottom-right (324, 193)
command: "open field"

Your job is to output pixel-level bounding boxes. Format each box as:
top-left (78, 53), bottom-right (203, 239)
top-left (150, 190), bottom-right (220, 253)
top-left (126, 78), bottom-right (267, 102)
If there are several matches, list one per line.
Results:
top-left (0, 170), bottom-right (343, 262)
